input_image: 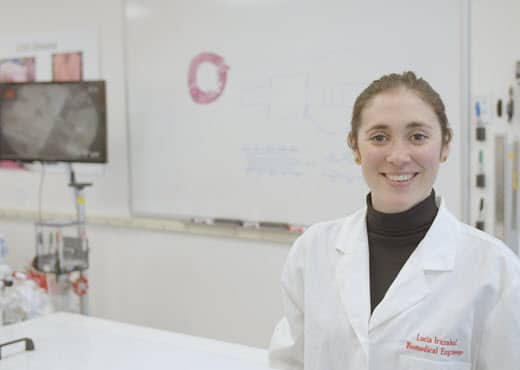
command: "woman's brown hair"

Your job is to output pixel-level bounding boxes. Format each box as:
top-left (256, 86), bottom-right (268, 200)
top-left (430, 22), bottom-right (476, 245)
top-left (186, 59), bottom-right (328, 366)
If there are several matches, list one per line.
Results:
top-left (348, 71), bottom-right (452, 152)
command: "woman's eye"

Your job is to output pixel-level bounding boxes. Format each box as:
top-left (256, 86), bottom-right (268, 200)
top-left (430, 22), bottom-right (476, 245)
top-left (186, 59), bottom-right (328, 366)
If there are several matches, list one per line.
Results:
top-left (370, 134), bottom-right (387, 143)
top-left (411, 133), bottom-right (428, 142)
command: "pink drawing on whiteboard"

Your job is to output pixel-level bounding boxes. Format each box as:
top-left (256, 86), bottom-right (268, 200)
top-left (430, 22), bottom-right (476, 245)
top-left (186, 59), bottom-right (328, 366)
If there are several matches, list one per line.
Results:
top-left (188, 52), bottom-right (229, 104)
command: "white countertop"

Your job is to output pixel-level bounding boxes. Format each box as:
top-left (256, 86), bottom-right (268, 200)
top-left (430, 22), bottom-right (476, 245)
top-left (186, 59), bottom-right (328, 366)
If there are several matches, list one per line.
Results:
top-left (0, 312), bottom-right (273, 370)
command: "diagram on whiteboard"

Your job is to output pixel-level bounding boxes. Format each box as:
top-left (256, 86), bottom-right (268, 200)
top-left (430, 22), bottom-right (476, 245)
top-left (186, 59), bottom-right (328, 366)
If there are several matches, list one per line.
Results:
top-left (240, 73), bottom-right (365, 135)
top-left (241, 144), bottom-right (361, 184)
top-left (241, 144), bottom-right (304, 176)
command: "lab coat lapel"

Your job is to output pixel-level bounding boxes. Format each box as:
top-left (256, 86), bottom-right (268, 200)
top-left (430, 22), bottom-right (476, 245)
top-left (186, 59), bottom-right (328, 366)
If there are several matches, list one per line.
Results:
top-left (368, 249), bottom-right (430, 331)
top-left (335, 208), bottom-right (371, 358)
top-left (369, 202), bottom-right (458, 331)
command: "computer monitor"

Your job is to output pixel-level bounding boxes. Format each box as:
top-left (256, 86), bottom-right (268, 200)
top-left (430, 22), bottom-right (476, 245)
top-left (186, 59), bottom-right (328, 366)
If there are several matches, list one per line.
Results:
top-left (0, 81), bottom-right (107, 163)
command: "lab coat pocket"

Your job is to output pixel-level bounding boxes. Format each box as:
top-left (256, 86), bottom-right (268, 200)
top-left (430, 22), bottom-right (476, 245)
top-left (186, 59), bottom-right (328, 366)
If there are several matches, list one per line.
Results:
top-left (399, 355), bottom-right (471, 370)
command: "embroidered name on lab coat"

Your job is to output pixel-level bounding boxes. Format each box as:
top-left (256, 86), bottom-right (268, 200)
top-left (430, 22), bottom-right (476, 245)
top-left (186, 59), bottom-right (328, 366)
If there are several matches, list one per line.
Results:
top-left (405, 334), bottom-right (464, 358)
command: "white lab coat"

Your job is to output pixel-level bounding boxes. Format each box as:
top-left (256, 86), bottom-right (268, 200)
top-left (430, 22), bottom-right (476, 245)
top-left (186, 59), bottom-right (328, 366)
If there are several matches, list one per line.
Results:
top-left (269, 199), bottom-right (520, 370)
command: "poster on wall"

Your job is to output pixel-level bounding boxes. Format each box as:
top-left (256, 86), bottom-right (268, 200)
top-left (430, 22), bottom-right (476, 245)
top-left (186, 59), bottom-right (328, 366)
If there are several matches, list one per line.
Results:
top-left (52, 51), bottom-right (83, 82)
top-left (0, 31), bottom-right (100, 171)
top-left (0, 57), bottom-right (37, 169)
top-left (0, 57), bottom-right (36, 82)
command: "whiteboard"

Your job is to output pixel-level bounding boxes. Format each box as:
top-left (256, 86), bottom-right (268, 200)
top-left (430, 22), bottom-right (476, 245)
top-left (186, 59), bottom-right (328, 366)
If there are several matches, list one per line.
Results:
top-left (125, 0), bottom-right (466, 225)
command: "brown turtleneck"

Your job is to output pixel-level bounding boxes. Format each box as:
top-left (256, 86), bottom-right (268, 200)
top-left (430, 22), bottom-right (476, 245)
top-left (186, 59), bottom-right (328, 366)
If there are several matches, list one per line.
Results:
top-left (366, 190), bottom-right (438, 313)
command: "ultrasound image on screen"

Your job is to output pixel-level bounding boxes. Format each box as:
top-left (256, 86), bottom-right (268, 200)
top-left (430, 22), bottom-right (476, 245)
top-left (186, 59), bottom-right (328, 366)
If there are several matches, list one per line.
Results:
top-left (0, 81), bottom-right (106, 163)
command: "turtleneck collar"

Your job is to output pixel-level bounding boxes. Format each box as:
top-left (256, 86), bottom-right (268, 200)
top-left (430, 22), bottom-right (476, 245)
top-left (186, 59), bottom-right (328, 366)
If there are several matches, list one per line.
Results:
top-left (366, 189), bottom-right (438, 236)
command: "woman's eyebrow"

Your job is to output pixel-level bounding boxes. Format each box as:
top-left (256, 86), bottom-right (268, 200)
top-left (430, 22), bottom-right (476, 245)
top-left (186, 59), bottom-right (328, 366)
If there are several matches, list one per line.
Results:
top-left (406, 121), bottom-right (433, 130)
top-left (363, 121), bottom-right (434, 134)
top-left (364, 124), bottom-right (389, 133)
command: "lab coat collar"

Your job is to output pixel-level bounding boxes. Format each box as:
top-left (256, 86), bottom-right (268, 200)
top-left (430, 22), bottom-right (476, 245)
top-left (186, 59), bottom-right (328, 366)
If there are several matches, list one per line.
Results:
top-left (334, 197), bottom-right (458, 268)
top-left (335, 197), bottom-right (459, 356)
top-left (418, 198), bottom-right (459, 272)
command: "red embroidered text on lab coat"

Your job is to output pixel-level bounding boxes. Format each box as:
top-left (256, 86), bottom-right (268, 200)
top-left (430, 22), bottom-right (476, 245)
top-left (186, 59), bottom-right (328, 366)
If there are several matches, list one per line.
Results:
top-left (405, 333), bottom-right (464, 358)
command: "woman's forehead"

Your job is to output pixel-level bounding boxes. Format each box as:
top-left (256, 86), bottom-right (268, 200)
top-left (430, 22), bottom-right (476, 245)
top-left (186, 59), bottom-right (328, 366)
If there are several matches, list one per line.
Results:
top-left (360, 89), bottom-right (439, 130)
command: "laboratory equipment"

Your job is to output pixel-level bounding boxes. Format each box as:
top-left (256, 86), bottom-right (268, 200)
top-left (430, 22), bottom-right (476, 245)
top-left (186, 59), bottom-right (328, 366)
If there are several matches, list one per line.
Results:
top-left (33, 164), bottom-right (91, 314)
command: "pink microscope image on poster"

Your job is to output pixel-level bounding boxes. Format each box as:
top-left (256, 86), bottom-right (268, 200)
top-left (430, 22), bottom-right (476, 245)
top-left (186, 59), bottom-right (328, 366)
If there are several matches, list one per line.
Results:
top-left (0, 57), bottom-right (35, 83)
top-left (0, 57), bottom-right (36, 169)
top-left (52, 51), bottom-right (83, 82)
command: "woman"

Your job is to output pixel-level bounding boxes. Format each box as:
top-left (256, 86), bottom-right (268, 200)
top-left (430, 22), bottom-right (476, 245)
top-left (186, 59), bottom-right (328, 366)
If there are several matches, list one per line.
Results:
top-left (268, 72), bottom-right (520, 370)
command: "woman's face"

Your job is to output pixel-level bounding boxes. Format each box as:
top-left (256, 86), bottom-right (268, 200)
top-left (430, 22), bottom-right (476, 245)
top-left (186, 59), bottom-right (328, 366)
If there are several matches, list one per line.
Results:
top-left (354, 88), bottom-right (449, 213)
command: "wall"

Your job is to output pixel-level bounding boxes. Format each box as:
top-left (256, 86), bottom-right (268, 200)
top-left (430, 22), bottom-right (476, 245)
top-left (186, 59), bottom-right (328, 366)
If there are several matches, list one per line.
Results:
top-left (2, 217), bottom-right (288, 347)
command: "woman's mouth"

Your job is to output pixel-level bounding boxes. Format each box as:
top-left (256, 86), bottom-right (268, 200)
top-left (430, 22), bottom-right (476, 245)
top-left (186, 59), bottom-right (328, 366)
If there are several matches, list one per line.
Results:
top-left (382, 173), bottom-right (418, 184)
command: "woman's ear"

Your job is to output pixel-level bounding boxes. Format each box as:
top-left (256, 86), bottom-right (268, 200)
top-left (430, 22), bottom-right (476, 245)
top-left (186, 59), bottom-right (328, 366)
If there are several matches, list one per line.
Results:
top-left (440, 142), bottom-right (450, 162)
top-left (347, 132), bottom-right (361, 164)
top-left (347, 132), bottom-right (357, 151)
top-left (347, 131), bottom-right (361, 164)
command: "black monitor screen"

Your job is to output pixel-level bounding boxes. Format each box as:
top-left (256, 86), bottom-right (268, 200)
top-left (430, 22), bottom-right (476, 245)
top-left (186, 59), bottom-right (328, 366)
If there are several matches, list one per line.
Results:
top-left (0, 81), bottom-right (107, 163)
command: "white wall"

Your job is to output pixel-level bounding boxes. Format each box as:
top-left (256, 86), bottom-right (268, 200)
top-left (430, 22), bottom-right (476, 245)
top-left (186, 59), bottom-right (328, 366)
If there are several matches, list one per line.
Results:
top-left (2, 217), bottom-right (288, 347)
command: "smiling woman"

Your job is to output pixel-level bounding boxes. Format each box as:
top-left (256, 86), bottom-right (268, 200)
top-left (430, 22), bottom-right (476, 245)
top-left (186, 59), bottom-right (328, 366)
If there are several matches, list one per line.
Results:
top-left (350, 76), bottom-right (450, 213)
top-left (268, 71), bottom-right (520, 370)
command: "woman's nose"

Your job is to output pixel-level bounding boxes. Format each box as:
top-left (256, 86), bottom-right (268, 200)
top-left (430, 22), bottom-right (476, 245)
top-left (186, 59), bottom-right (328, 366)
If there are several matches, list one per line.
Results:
top-left (385, 141), bottom-right (412, 165)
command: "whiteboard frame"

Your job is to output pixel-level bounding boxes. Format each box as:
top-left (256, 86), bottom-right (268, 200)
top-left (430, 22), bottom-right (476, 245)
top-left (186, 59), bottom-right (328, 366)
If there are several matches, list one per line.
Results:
top-left (461, 0), bottom-right (471, 223)
top-left (123, 0), bottom-right (471, 227)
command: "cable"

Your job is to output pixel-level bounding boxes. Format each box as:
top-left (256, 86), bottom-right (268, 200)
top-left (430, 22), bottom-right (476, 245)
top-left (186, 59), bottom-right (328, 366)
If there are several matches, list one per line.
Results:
top-left (37, 162), bottom-right (45, 223)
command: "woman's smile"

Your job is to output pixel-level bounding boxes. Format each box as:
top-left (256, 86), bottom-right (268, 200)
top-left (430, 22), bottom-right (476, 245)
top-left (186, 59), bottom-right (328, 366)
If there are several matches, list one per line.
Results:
top-left (381, 172), bottom-right (419, 185)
